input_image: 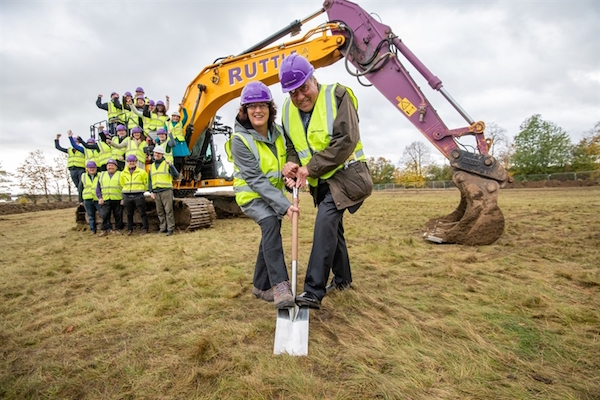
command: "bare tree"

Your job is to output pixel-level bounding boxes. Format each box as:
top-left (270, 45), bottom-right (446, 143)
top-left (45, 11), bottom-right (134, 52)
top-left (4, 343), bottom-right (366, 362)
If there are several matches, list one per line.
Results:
top-left (485, 122), bottom-right (509, 157)
top-left (51, 154), bottom-right (75, 201)
top-left (0, 162), bottom-right (12, 201)
top-left (399, 141), bottom-right (431, 178)
top-left (16, 150), bottom-right (53, 204)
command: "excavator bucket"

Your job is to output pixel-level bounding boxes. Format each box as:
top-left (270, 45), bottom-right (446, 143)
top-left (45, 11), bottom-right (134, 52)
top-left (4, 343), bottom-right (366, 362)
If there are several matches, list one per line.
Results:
top-left (423, 171), bottom-right (504, 246)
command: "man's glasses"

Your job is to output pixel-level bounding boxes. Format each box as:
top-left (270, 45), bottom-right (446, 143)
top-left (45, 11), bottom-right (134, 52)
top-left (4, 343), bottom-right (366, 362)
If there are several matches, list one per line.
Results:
top-left (289, 82), bottom-right (311, 98)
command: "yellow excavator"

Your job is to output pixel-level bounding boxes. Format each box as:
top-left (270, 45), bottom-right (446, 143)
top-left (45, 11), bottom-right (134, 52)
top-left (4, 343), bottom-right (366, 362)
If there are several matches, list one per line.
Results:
top-left (78, 0), bottom-right (511, 245)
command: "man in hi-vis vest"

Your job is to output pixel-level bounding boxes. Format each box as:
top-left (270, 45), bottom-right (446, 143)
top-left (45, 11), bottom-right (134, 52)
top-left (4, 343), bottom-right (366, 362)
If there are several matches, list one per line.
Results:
top-left (279, 54), bottom-right (373, 310)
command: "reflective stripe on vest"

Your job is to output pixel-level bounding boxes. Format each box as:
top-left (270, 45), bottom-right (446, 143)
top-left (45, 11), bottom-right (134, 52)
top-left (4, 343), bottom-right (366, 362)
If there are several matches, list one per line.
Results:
top-left (96, 142), bottom-right (112, 167)
top-left (126, 138), bottom-right (147, 163)
top-left (148, 113), bottom-right (164, 131)
top-left (171, 121), bottom-right (185, 142)
top-left (81, 173), bottom-right (99, 201)
top-left (99, 171), bottom-right (122, 200)
top-left (67, 148), bottom-right (85, 168)
top-left (126, 109), bottom-right (142, 130)
top-left (150, 160), bottom-right (173, 190)
top-left (121, 167), bottom-right (147, 193)
top-left (231, 128), bottom-right (286, 207)
top-left (282, 84), bottom-right (364, 187)
top-left (84, 147), bottom-right (98, 165)
top-left (112, 135), bottom-right (127, 160)
top-left (108, 101), bottom-right (121, 120)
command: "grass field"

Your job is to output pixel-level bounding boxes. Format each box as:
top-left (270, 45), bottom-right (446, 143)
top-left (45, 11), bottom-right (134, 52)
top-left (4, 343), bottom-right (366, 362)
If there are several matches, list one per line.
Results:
top-left (1, 187), bottom-right (599, 399)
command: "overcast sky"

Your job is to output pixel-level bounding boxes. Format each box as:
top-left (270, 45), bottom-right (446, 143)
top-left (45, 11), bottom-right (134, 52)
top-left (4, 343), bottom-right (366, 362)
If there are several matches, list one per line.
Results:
top-left (1, 0), bottom-right (598, 181)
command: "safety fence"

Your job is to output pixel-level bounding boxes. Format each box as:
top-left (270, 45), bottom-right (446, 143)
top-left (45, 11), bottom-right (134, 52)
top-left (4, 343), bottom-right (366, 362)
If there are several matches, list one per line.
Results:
top-left (373, 171), bottom-right (599, 191)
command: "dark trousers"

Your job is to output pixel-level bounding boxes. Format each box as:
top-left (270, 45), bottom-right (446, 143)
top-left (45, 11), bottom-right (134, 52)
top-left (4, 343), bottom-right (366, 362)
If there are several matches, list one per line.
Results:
top-left (83, 200), bottom-right (101, 233)
top-left (117, 160), bottom-right (125, 171)
top-left (100, 199), bottom-right (124, 231)
top-left (304, 189), bottom-right (352, 300)
top-left (123, 193), bottom-right (148, 231)
top-left (253, 216), bottom-right (289, 291)
top-left (69, 168), bottom-right (84, 196)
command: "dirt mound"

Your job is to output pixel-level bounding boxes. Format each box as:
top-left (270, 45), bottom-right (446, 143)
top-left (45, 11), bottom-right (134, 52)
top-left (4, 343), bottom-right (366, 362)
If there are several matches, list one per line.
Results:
top-left (0, 201), bottom-right (78, 216)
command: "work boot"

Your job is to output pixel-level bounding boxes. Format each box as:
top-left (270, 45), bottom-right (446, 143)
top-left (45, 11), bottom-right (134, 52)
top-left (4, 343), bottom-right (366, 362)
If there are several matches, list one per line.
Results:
top-left (111, 230), bottom-right (121, 235)
top-left (166, 230), bottom-right (174, 236)
top-left (252, 286), bottom-right (274, 302)
top-left (296, 292), bottom-right (321, 309)
top-left (126, 230), bottom-right (133, 236)
top-left (326, 277), bottom-right (352, 293)
top-left (140, 229), bottom-right (148, 236)
top-left (98, 230), bottom-right (107, 237)
top-left (273, 281), bottom-right (295, 309)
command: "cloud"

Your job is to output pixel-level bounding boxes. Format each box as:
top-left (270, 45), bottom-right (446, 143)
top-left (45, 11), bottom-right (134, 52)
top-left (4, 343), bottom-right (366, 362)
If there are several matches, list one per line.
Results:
top-left (1, 0), bottom-right (598, 178)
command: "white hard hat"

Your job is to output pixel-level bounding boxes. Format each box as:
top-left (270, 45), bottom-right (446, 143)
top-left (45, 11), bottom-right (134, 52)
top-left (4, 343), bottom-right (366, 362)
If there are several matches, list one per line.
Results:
top-left (153, 145), bottom-right (165, 154)
top-left (172, 111), bottom-right (180, 117)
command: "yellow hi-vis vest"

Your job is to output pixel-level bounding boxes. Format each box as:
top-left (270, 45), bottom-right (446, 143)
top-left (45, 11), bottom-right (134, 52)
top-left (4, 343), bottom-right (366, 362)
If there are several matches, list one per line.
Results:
top-left (231, 128), bottom-right (286, 207)
top-left (81, 173), bottom-right (99, 201)
top-left (126, 108), bottom-right (142, 130)
top-left (282, 84), bottom-right (365, 187)
top-left (150, 160), bottom-right (173, 190)
top-left (107, 101), bottom-right (121, 121)
top-left (156, 139), bottom-right (174, 164)
top-left (99, 171), bottom-right (122, 200)
top-left (67, 148), bottom-right (86, 169)
top-left (120, 167), bottom-right (148, 194)
top-left (96, 142), bottom-right (112, 167)
top-left (126, 138), bottom-right (147, 163)
top-left (171, 120), bottom-right (185, 142)
top-left (147, 113), bottom-right (164, 131)
top-left (112, 135), bottom-right (128, 161)
top-left (84, 147), bottom-right (98, 166)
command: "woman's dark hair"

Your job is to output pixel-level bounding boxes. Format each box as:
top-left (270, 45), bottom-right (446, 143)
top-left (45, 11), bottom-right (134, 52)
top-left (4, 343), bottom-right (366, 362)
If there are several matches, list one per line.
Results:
top-left (237, 102), bottom-right (277, 128)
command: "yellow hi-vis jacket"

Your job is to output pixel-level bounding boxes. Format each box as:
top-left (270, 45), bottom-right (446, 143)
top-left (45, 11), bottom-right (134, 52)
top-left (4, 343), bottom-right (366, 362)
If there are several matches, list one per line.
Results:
top-left (150, 160), bottom-right (173, 190)
top-left (231, 130), bottom-right (286, 207)
top-left (98, 171), bottom-right (122, 200)
top-left (171, 120), bottom-right (185, 142)
top-left (120, 167), bottom-right (148, 194)
top-left (84, 147), bottom-right (98, 166)
top-left (281, 84), bottom-right (365, 187)
top-left (107, 101), bottom-right (122, 122)
top-left (96, 142), bottom-right (112, 168)
top-left (81, 173), bottom-right (99, 201)
top-left (112, 135), bottom-right (127, 161)
top-left (67, 148), bottom-right (85, 169)
top-left (125, 138), bottom-right (147, 164)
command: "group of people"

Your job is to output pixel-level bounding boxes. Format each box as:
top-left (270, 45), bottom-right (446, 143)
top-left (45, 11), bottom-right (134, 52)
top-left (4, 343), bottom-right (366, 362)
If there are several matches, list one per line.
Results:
top-left (229, 54), bottom-right (373, 310)
top-left (95, 87), bottom-right (190, 173)
top-left (56, 54), bottom-right (373, 311)
top-left (76, 145), bottom-right (178, 237)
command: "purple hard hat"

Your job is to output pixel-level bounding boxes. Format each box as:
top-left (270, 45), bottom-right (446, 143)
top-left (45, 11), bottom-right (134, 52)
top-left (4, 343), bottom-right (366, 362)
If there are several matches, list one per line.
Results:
top-left (124, 91), bottom-right (132, 97)
top-left (110, 92), bottom-right (118, 96)
top-left (156, 100), bottom-right (165, 106)
top-left (157, 128), bottom-right (167, 135)
top-left (136, 95), bottom-right (145, 101)
top-left (86, 161), bottom-right (97, 168)
top-left (135, 87), bottom-right (144, 93)
top-left (86, 137), bottom-right (96, 144)
top-left (117, 124), bottom-right (126, 131)
top-left (148, 99), bottom-right (155, 106)
top-left (126, 154), bottom-right (137, 162)
top-left (106, 159), bottom-right (117, 166)
top-left (279, 53), bottom-right (314, 93)
top-left (240, 81), bottom-right (273, 105)
top-left (131, 127), bottom-right (142, 134)
top-left (102, 129), bottom-right (110, 135)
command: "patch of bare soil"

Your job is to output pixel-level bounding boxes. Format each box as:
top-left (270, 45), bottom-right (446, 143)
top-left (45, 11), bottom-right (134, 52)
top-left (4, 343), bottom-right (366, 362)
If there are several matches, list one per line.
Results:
top-left (0, 201), bottom-right (78, 216)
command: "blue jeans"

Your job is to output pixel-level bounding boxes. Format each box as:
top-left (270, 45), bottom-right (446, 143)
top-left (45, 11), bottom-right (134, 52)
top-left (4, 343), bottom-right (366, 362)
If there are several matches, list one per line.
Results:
top-left (83, 200), bottom-right (101, 233)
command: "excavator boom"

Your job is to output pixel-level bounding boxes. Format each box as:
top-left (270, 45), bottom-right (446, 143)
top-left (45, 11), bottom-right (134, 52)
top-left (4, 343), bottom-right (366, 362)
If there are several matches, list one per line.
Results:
top-left (164, 0), bottom-right (510, 244)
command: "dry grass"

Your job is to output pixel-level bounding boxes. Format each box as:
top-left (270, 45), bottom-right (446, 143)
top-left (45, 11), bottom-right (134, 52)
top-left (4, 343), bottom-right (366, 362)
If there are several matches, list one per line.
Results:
top-left (1, 187), bottom-right (599, 399)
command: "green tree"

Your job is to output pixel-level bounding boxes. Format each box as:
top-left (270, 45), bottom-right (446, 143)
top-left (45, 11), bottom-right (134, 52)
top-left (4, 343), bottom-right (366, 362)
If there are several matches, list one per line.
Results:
top-left (367, 156), bottom-right (397, 184)
top-left (0, 162), bottom-right (12, 201)
top-left (571, 122), bottom-right (600, 171)
top-left (425, 162), bottom-right (452, 181)
top-left (511, 114), bottom-right (572, 175)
